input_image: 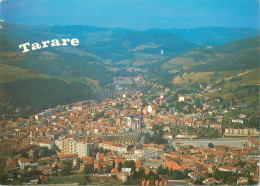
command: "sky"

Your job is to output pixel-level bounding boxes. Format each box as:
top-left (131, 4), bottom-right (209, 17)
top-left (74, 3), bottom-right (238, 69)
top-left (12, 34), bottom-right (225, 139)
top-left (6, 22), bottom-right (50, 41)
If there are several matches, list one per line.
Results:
top-left (0, 0), bottom-right (259, 30)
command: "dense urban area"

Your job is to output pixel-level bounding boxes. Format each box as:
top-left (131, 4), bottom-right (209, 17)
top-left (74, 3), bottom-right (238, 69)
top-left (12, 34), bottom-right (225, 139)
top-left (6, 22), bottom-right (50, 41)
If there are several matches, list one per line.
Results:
top-left (0, 72), bottom-right (259, 185)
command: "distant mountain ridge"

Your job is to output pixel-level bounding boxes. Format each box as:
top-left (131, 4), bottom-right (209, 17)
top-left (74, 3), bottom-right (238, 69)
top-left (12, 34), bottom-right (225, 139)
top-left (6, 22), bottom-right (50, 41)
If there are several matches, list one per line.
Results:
top-left (0, 22), bottom-right (197, 61)
top-left (148, 27), bottom-right (260, 46)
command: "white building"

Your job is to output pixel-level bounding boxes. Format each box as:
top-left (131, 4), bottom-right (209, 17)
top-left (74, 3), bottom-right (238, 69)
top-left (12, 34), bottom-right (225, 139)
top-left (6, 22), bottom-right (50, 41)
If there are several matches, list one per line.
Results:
top-left (231, 119), bottom-right (244, 124)
top-left (18, 158), bottom-right (38, 170)
top-left (126, 115), bottom-right (141, 131)
top-left (39, 140), bottom-right (54, 149)
top-left (61, 138), bottom-right (94, 157)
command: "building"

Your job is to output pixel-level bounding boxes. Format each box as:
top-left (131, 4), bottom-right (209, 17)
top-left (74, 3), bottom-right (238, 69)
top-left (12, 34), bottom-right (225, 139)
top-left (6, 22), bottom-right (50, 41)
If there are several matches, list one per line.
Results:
top-left (17, 158), bottom-right (38, 170)
top-left (237, 177), bottom-right (248, 185)
top-left (178, 94), bottom-right (185, 102)
top-left (224, 128), bottom-right (259, 136)
top-left (247, 136), bottom-right (260, 147)
top-left (126, 115), bottom-right (141, 131)
top-left (231, 119), bottom-right (244, 124)
top-left (135, 149), bottom-right (161, 160)
top-left (61, 138), bottom-right (94, 157)
top-left (39, 140), bottom-right (54, 149)
top-left (33, 110), bottom-right (52, 121)
top-left (165, 159), bottom-right (183, 170)
top-left (99, 141), bottom-right (128, 153)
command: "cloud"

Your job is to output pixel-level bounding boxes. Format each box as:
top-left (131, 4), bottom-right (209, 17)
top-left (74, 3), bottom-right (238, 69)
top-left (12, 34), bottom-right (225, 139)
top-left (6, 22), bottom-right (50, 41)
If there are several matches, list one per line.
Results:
top-left (0, 0), bottom-right (7, 4)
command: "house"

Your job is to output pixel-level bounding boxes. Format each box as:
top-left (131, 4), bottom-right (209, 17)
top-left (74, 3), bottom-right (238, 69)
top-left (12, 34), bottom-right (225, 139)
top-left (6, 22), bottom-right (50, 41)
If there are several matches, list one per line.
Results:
top-left (165, 87), bottom-right (170, 93)
top-left (117, 172), bottom-right (130, 182)
top-left (7, 158), bottom-right (17, 169)
top-left (219, 160), bottom-right (240, 172)
top-left (237, 177), bottom-right (248, 185)
top-left (247, 136), bottom-right (260, 147)
top-left (39, 140), bottom-right (54, 149)
top-left (188, 172), bottom-right (198, 180)
top-left (203, 164), bottom-right (215, 173)
top-left (40, 165), bottom-right (53, 175)
top-left (214, 145), bottom-right (226, 151)
top-left (231, 119), bottom-right (244, 124)
top-left (58, 153), bottom-right (78, 162)
top-left (17, 158), bottom-right (38, 170)
top-left (203, 177), bottom-right (215, 185)
top-left (165, 159), bottom-right (182, 170)
top-left (122, 168), bottom-right (131, 174)
top-left (178, 94), bottom-right (185, 102)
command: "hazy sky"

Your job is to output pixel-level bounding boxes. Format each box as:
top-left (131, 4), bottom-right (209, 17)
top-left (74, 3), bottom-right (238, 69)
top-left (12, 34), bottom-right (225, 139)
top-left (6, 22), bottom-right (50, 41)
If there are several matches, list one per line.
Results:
top-left (0, 0), bottom-right (259, 30)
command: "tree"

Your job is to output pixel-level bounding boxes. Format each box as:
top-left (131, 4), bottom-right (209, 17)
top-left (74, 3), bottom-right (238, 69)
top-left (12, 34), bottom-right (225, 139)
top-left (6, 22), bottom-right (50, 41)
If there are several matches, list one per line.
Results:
top-left (75, 158), bottom-right (82, 170)
top-left (151, 125), bottom-right (167, 144)
top-left (105, 165), bottom-right (112, 173)
top-left (145, 171), bottom-right (159, 185)
top-left (237, 161), bottom-right (246, 168)
top-left (117, 162), bottom-right (123, 172)
top-left (138, 168), bottom-right (145, 180)
top-left (208, 143), bottom-right (214, 148)
top-left (53, 164), bottom-right (59, 171)
top-left (93, 111), bottom-right (104, 121)
top-left (83, 175), bottom-right (92, 184)
top-left (20, 170), bottom-right (42, 184)
top-left (248, 176), bottom-right (257, 185)
top-left (33, 150), bottom-right (39, 160)
top-left (195, 98), bottom-right (202, 109)
top-left (84, 164), bottom-right (94, 174)
top-left (156, 165), bottom-right (164, 175)
top-left (0, 174), bottom-right (8, 184)
top-left (144, 132), bottom-right (153, 143)
top-left (104, 149), bottom-right (111, 155)
top-left (172, 170), bottom-right (185, 180)
top-left (60, 160), bottom-right (72, 176)
top-left (21, 152), bottom-right (29, 159)
top-left (40, 147), bottom-right (56, 158)
top-left (194, 177), bottom-right (203, 184)
top-left (123, 161), bottom-right (135, 169)
top-left (111, 175), bottom-right (117, 180)
top-left (60, 166), bottom-right (71, 176)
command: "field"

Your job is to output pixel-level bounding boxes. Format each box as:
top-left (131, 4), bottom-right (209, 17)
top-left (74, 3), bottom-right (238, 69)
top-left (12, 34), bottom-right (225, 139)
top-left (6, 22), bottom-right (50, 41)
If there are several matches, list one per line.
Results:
top-left (0, 64), bottom-right (52, 83)
top-left (134, 43), bottom-right (161, 51)
top-left (163, 57), bottom-right (196, 70)
top-left (85, 77), bottom-right (99, 86)
top-left (173, 71), bottom-right (235, 84)
top-left (37, 51), bottom-right (57, 60)
top-left (205, 68), bottom-right (260, 103)
top-left (172, 69), bottom-right (260, 85)
top-left (0, 53), bottom-right (24, 57)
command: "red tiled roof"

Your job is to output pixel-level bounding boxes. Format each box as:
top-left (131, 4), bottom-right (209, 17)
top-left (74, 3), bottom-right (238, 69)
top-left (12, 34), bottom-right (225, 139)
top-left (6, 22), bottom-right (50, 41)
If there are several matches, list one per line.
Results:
top-left (247, 136), bottom-right (260, 145)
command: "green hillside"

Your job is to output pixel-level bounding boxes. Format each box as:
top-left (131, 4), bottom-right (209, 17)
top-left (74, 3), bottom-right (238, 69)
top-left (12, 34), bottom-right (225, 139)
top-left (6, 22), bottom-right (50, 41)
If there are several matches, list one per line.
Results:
top-left (163, 35), bottom-right (260, 72)
top-left (161, 36), bottom-right (260, 106)
top-left (148, 27), bottom-right (260, 46)
top-left (1, 78), bottom-right (94, 108)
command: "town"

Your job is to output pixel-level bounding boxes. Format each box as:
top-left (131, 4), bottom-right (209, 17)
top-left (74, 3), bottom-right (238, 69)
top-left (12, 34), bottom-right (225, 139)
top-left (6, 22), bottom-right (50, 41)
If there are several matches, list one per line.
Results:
top-left (0, 75), bottom-right (259, 185)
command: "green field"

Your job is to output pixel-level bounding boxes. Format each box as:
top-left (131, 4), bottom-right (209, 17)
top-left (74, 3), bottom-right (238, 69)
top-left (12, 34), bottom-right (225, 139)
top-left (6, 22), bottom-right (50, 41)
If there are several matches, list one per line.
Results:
top-left (172, 69), bottom-right (259, 85)
top-left (0, 64), bottom-right (52, 83)
top-left (205, 68), bottom-right (260, 103)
